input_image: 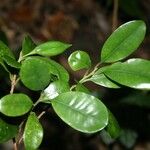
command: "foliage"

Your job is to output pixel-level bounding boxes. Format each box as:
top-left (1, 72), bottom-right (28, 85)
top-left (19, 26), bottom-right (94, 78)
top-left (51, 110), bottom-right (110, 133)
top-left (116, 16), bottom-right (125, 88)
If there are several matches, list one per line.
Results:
top-left (0, 20), bottom-right (149, 149)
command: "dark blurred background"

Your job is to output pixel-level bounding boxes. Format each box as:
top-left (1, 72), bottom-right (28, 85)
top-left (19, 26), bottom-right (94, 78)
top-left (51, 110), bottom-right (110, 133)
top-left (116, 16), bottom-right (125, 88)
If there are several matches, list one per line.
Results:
top-left (0, 0), bottom-right (150, 150)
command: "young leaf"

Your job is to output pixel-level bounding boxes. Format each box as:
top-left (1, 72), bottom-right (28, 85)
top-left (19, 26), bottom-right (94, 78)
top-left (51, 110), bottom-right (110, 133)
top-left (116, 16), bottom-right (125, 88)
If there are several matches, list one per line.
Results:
top-left (0, 94), bottom-right (33, 117)
top-left (40, 80), bottom-right (70, 102)
top-left (68, 51), bottom-right (91, 71)
top-left (52, 91), bottom-right (108, 133)
top-left (20, 57), bottom-right (57, 91)
top-left (106, 111), bottom-right (120, 138)
top-left (103, 59), bottom-right (150, 89)
top-left (0, 119), bottom-right (18, 143)
top-left (22, 35), bottom-right (36, 55)
top-left (89, 66), bottom-right (120, 88)
top-left (32, 41), bottom-right (72, 56)
top-left (101, 20), bottom-right (146, 63)
top-left (23, 112), bottom-right (43, 150)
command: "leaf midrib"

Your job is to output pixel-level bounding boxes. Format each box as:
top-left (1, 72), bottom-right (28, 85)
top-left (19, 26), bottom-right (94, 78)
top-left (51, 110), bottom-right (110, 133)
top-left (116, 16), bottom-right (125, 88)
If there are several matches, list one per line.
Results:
top-left (102, 25), bottom-right (142, 62)
top-left (105, 69), bottom-right (150, 79)
top-left (52, 99), bottom-right (102, 123)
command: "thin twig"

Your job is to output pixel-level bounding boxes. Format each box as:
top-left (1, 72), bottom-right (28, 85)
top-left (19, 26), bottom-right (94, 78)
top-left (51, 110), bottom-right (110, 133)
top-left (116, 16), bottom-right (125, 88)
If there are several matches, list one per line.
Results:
top-left (112, 0), bottom-right (119, 31)
top-left (18, 137), bottom-right (23, 145)
top-left (10, 75), bottom-right (18, 150)
top-left (10, 75), bottom-right (20, 94)
top-left (17, 119), bottom-right (26, 145)
top-left (10, 75), bottom-right (17, 94)
top-left (10, 74), bottom-right (20, 150)
top-left (18, 111), bottom-right (46, 144)
top-left (70, 85), bottom-right (77, 91)
top-left (13, 138), bottom-right (18, 150)
top-left (84, 69), bottom-right (90, 77)
top-left (38, 111), bottom-right (46, 119)
top-left (79, 62), bottom-right (101, 84)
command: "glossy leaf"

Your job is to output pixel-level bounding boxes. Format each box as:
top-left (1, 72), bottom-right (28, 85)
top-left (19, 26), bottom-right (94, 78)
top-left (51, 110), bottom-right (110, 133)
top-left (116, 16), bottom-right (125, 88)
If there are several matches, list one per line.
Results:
top-left (40, 80), bottom-right (70, 102)
top-left (0, 119), bottom-right (18, 143)
top-left (23, 112), bottom-right (43, 150)
top-left (48, 59), bottom-right (69, 82)
top-left (22, 35), bottom-right (36, 55)
top-left (32, 41), bottom-right (72, 56)
top-left (89, 66), bottom-right (120, 88)
top-left (101, 20), bottom-right (146, 63)
top-left (103, 59), bottom-right (150, 89)
top-left (0, 94), bottom-right (33, 117)
top-left (3, 55), bottom-right (21, 68)
top-left (106, 111), bottom-right (120, 138)
top-left (20, 57), bottom-right (57, 91)
top-left (68, 51), bottom-right (91, 71)
top-left (52, 92), bottom-right (108, 133)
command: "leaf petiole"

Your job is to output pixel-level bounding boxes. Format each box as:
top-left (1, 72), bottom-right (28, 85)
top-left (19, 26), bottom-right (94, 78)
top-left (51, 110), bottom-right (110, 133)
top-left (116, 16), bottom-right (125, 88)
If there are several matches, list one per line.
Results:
top-left (79, 62), bottom-right (101, 83)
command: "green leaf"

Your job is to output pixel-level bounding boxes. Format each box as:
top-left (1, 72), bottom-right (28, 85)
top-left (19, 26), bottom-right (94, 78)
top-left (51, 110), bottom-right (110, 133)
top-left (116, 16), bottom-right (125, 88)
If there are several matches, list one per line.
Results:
top-left (68, 50), bottom-right (91, 71)
top-left (20, 56), bottom-right (57, 91)
top-left (89, 66), bottom-right (120, 88)
top-left (3, 55), bottom-right (21, 68)
top-left (106, 111), bottom-right (120, 138)
top-left (20, 56), bottom-right (70, 90)
top-left (103, 59), bottom-right (150, 89)
top-left (40, 80), bottom-right (70, 102)
top-left (48, 59), bottom-right (69, 82)
top-left (22, 35), bottom-right (36, 55)
top-left (101, 20), bottom-right (146, 63)
top-left (75, 83), bottom-right (91, 94)
top-left (32, 41), bottom-right (72, 56)
top-left (0, 93), bottom-right (33, 117)
top-left (0, 61), bottom-right (10, 73)
top-left (52, 91), bottom-right (108, 133)
top-left (23, 112), bottom-right (43, 150)
top-left (0, 41), bottom-right (19, 70)
top-left (0, 41), bottom-right (14, 59)
top-left (0, 119), bottom-right (18, 143)
top-left (90, 73), bottom-right (120, 88)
